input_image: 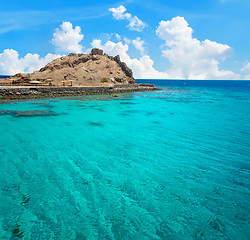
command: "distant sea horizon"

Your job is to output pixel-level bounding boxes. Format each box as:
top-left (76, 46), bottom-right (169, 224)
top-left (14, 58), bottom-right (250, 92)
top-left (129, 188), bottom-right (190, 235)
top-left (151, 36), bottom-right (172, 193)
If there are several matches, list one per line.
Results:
top-left (137, 79), bottom-right (250, 91)
top-left (1, 75), bottom-right (250, 81)
top-left (0, 75), bottom-right (10, 78)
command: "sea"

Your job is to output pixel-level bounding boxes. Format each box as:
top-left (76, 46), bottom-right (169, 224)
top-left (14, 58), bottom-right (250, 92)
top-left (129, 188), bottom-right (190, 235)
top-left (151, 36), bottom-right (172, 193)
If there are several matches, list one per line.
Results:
top-left (0, 80), bottom-right (249, 239)
top-left (0, 75), bottom-right (10, 79)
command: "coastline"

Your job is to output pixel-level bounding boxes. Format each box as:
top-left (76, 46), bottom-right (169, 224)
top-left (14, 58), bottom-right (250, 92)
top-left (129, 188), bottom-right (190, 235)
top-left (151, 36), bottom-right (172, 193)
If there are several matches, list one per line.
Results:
top-left (0, 84), bottom-right (160, 102)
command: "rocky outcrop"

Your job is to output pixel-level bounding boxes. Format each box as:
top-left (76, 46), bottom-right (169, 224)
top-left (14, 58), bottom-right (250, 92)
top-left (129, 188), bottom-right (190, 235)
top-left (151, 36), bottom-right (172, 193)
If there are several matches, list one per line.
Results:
top-left (90, 48), bottom-right (103, 55)
top-left (4, 48), bottom-right (135, 86)
top-left (0, 84), bottom-right (158, 101)
top-left (113, 55), bottom-right (133, 78)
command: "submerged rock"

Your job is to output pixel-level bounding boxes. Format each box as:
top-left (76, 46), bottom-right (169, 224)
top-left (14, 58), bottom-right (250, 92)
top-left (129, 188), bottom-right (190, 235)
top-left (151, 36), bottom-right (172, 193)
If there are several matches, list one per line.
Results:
top-left (12, 224), bottom-right (25, 239)
top-left (88, 121), bottom-right (104, 127)
top-left (21, 195), bottom-right (30, 205)
top-left (0, 110), bottom-right (56, 117)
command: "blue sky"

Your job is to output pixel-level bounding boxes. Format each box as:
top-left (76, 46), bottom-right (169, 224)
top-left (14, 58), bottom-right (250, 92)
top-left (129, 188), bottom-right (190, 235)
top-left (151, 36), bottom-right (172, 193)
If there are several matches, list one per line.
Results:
top-left (0, 0), bottom-right (250, 79)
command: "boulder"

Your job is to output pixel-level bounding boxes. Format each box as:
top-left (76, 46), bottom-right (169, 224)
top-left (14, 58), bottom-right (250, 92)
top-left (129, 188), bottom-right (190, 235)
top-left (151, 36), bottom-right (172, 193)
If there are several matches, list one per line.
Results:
top-left (90, 48), bottom-right (103, 56)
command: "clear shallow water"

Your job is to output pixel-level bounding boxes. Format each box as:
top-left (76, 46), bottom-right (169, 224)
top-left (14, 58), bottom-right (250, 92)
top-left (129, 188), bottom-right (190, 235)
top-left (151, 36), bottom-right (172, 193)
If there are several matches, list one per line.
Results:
top-left (0, 80), bottom-right (249, 239)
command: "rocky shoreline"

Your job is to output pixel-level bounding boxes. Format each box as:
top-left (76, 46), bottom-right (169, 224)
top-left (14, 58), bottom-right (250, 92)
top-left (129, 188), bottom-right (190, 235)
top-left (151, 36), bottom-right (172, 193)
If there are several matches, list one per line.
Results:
top-left (0, 84), bottom-right (160, 102)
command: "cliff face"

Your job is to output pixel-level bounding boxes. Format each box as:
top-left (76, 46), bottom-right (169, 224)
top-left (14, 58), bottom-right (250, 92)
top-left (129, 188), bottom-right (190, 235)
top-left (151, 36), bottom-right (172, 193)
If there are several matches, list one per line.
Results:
top-left (7, 48), bottom-right (135, 86)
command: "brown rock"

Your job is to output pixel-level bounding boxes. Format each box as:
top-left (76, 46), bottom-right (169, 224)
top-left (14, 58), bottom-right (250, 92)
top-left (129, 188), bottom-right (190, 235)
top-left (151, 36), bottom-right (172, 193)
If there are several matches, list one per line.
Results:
top-left (5, 48), bottom-right (135, 86)
top-left (90, 48), bottom-right (103, 56)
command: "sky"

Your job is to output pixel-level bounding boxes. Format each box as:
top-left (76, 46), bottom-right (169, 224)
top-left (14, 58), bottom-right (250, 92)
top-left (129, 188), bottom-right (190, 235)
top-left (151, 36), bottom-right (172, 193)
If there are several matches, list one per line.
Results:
top-left (0, 0), bottom-right (250, 79)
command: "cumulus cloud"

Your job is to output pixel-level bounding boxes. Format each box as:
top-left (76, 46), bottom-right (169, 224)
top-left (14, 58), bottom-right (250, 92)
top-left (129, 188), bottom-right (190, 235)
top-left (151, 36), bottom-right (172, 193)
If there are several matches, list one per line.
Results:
top-left (156, 16), bottom-right (240, 80)
top-left (0, 49), bottom-right (59, 75)
top-left (109, 5), bottom-right (146, 32)
top-left (132, 37), bottom-right (145, 55)
top-left (91, 39), bottom-right (168, 79)
top-left (51, 21), bottom-right (84, 53)
top-left (109, 5), bottom-right (131, 20)
top-left (0, 19), bottom-right (244, 80)
top-left (0, 21), bottom-right (83, 75)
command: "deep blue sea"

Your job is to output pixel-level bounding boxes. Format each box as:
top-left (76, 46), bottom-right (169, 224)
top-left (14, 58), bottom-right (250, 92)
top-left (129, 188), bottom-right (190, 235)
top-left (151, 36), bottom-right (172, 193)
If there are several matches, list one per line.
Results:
top-left (0, 80), bottom-right (249, 239)
top-left (0, 75), bottom-right (10, 79)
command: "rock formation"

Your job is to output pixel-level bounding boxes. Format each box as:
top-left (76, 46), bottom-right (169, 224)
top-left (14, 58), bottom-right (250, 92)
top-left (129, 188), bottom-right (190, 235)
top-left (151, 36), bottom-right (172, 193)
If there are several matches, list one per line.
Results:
top-left (5, 48), bottom-right (135, 86)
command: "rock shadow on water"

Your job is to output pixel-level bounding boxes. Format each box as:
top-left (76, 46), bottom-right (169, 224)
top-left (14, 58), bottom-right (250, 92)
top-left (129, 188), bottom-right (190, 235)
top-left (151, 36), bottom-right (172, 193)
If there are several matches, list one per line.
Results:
top-left (0, 110), bottom-right (57, 117)
top-left (88, 121), bottom-right (104, 127)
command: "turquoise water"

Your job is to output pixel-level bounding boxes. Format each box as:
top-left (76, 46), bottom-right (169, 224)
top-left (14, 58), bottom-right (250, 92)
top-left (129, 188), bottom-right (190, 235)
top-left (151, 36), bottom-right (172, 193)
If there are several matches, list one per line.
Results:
top-left (0, 81), bottom-right (249, 239)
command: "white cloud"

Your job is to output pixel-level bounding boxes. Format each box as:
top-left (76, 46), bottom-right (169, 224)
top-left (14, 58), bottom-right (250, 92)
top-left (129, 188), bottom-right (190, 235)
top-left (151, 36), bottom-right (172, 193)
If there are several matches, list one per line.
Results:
top-left (115, 33), bottom-right (121, 41)
top-left (132, 37), bottom-right (145, 55)
top-left (91, 39), bottom-right (168, 79)
top-left (109, 5), bottom-right (146, 32)
top-left (123, 37), bottom-right (132, 44)
top-left (0, 49), bottom-right (23, 75)
top-left (51, 21), bottom-right (84, 53)
top-left (0, 49), bottom-right (59, 75)
top-left (156, 16), bottom-right (240, 80)
top-left (241, 62), bottom-right (250, 73)
top-left (127, 16), bottom-right (146, 32)
top-left (109, 5), bottom-right (131, 20)
top-left (0, 21), bottom-right (84, 75)
top-left (241, 62), bottom-right (250, 80)
top-left (0, 19), bottom-right (244, 80)
top-left (22, 53), bottom-right (60, 73)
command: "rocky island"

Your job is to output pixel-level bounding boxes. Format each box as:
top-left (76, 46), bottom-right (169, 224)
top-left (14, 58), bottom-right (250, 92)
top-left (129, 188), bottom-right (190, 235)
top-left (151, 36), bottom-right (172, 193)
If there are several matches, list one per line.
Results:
top-left (0, 48), bottom-right (158, 101)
